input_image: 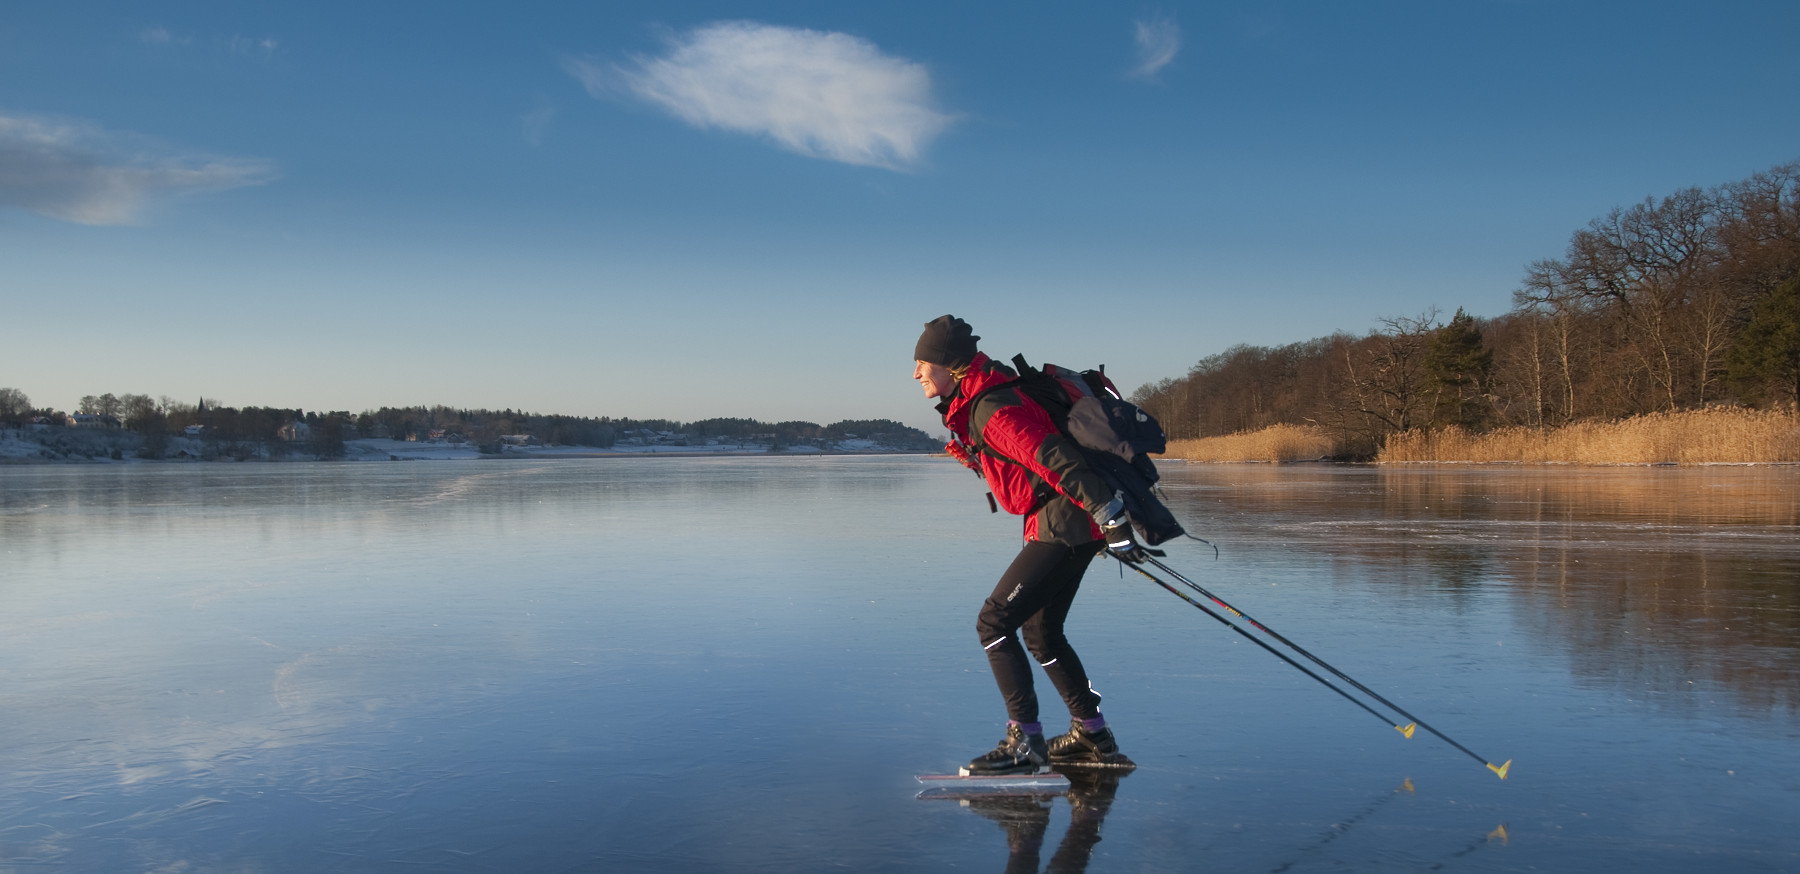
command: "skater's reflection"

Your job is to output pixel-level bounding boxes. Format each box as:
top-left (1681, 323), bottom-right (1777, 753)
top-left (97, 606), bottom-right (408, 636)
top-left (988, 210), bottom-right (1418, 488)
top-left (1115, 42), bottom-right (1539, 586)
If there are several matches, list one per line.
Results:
top-left (961, 769), bottom-right (1129, 874)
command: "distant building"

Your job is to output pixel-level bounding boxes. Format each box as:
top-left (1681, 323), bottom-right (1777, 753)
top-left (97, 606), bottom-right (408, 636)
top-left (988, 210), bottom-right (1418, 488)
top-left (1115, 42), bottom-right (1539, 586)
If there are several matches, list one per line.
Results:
top-left (278, 421), bottom-right (311, 441)
top-left (184, 424), bottom-right (207, 436)
top-left (498, 434), bottom-right (541, 447)
top-left (71, 414), bottom-right (122, 429)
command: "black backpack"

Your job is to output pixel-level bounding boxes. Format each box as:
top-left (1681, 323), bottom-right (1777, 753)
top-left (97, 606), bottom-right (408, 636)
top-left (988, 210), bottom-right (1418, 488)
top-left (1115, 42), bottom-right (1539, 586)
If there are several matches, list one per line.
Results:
top-left (971, 355), bottom-right (1185, 546)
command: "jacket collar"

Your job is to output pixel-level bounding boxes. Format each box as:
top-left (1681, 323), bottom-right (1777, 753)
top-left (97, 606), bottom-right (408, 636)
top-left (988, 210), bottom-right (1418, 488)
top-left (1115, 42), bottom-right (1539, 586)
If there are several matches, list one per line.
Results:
top-left (936, 352), bottom-right (1015, 438)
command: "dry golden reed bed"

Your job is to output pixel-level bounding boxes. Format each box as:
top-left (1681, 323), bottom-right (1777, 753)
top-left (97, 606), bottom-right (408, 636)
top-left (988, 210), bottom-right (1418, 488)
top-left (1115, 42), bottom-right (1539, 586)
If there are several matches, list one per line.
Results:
top-left (1160, 424), bottom-right (1336, 463)
top-left (1379, 407), bottom-right (1800, 464)
top-left (1157, 408), bottom-right (1800, 464)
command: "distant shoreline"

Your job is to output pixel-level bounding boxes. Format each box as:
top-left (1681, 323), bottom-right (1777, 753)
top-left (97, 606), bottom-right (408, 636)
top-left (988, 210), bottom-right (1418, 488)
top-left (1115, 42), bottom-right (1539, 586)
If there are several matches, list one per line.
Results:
top-left (0, 451), bottom-right (935, 466)
top-left (0, 427), bottom-right (940, 465)
top-left (472, 449), bottom-right (932, 460)
top-left (0, 445), bottom-right (935, 466)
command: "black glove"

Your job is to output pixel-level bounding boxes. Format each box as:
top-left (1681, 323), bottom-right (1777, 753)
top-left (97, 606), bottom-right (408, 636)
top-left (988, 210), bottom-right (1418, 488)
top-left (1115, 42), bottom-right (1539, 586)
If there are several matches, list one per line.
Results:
top-left (1101, 515), bottom-right (1161, 564)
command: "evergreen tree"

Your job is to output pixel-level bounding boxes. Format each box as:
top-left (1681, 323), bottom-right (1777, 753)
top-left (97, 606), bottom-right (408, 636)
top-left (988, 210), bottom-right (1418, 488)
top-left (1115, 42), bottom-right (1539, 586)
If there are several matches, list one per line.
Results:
top-left (1423, 308), bottom-right (1493, 428)
top-left (310, 413), bottom-right (348, 459)
top-left (1726, 272), bottom-right (1800, 406)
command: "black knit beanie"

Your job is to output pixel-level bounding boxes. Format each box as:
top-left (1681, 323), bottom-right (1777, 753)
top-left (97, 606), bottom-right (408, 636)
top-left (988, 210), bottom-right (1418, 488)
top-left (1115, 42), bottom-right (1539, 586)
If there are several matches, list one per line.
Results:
top-left (914, 315), bottom-right (979, 369)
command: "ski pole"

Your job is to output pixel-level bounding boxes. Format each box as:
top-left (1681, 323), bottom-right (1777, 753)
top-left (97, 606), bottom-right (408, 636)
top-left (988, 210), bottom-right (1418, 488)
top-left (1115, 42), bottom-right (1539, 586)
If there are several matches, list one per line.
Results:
top-left (1142, 556), bottom-right (1511, 780)
top-left (1122, 561), bottom-right (1413, 735)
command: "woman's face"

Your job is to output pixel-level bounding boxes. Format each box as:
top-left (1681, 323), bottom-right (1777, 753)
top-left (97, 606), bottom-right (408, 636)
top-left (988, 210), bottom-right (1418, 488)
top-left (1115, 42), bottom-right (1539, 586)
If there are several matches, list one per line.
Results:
top-left (913, 360), bottom-right (956, 399)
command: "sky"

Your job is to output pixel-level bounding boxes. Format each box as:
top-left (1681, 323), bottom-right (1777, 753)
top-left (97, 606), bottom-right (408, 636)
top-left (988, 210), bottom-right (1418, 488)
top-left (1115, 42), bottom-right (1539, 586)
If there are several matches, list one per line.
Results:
top-left (3, 2), bottom-right (1797, 436)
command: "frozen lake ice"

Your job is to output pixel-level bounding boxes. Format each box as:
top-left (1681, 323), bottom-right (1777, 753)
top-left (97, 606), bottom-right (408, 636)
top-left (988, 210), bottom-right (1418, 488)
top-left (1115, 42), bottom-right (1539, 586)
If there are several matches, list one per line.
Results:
top-left (1, 458), bottom-right (1796, 872)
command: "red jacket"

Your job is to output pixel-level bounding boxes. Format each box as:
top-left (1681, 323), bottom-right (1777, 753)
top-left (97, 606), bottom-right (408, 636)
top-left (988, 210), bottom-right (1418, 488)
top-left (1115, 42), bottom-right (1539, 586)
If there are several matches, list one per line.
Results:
top-left (939, 353), bottom-right (1117, 545)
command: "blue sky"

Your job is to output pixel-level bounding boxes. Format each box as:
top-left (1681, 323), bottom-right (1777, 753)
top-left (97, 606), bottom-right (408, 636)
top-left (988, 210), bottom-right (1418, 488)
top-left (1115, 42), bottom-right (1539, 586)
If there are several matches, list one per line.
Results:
top-left (4, 2), bottom-right (1796, 436)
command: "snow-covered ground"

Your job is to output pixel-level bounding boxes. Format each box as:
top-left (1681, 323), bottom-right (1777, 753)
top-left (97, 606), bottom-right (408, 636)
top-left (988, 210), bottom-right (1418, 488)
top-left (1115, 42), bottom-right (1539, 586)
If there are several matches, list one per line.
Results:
top-left (1, 430), bottom-right (217, 463)
top-left (0, 430), bottom-right (52, 462)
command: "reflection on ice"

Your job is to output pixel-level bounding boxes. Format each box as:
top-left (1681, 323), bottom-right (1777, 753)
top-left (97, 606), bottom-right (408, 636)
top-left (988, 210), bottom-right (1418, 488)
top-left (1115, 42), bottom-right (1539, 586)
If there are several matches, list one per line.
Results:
top-left (953, 768), bottom-right (1128, 874)
top-left (1156, 464), bottom-right (1800, 715)
top-left (1262, 778), bottom-right (1426, 871)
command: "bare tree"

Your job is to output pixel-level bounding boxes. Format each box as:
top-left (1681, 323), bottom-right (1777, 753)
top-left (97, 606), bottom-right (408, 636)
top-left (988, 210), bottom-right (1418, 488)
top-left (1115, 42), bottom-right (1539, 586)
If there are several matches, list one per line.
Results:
top-left (1716, 160), bottom-right (1800, 299)
top-left (1515, 259), bottom-right (1600, 423)
top-left (1575, 189), bottom-right (1721, 410)
top-left (0, 388), bottom-right (29, 425)
top-left (1339, 310), bottom-right (1439, 439)
top-left (1686, 274), bottom-right (1738, 404)
top-left (120, 394), bottom-right (158, 424)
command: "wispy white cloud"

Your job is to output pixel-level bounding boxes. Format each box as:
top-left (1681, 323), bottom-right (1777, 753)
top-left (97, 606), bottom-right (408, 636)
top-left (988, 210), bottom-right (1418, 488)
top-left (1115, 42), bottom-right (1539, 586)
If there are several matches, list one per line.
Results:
top-left (227, 34), bottom-right (280, 58)
top-left (141, 26), bottom-right (278, 59)
top-left (565, 21), bottom-right (953, 171)
top-left (0, 114), bottom-right (275, 225)
top-left (1130, 13), bottom-right (1182, 79)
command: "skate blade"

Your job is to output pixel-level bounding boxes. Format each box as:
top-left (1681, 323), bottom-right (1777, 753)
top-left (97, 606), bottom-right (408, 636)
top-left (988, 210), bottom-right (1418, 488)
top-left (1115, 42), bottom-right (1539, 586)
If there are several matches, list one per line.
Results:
top-left (1049, 753), bottom-right (1137, 770)
top-left (956, 764), bottom-right (1046, 777)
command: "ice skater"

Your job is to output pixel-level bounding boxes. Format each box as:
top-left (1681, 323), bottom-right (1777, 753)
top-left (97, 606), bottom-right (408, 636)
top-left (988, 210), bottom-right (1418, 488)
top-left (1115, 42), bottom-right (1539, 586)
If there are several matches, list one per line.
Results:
top-left (912, 315), bottom-right (1147, 775)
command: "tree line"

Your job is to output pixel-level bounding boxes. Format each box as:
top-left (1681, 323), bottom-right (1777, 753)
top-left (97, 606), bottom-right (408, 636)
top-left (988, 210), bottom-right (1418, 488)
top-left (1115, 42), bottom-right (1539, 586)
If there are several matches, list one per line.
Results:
top-left (681, 417), bottom-right (938, 449)
top-left (1131, 159), bottom-right (1800, 457)
top-left (0, 391), bottom-right (938, 459)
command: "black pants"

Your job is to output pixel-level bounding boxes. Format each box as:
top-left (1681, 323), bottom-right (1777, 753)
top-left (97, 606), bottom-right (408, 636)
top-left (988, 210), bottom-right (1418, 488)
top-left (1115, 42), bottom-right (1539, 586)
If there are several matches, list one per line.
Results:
top-left (977, 540), bottom-right (1105, 724)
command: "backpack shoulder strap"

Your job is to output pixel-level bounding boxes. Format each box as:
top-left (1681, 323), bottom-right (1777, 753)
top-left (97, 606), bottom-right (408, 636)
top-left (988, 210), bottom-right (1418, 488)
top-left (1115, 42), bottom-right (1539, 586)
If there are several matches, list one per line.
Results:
top-left (964, 382), bottom-right (1016, 453)
top-left (965, 353), bottom-right (1078, 452)
top-left (962, 358), bottom-right (1022, 455)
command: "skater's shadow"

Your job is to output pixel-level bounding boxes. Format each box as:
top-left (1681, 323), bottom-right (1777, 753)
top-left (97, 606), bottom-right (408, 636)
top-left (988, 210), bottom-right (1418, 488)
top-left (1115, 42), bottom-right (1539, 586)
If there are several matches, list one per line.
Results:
top-left (961, 768), bottom-right (1131, 874)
